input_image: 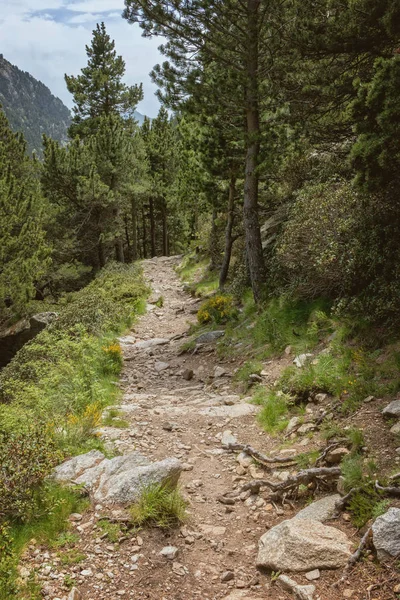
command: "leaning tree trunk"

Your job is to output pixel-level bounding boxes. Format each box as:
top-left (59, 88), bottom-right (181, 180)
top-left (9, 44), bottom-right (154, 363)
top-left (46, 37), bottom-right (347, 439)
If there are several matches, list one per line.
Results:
top-left (149, 198), bottom-right (156, 257)
top-left (219, 175), bottom-right (237, 290)
top-left (243, 0), bottom-right (266, 303)
top-left (131, 196), bottom-right (138, 261)
top-left (209, 207), bottom-right (220, 271)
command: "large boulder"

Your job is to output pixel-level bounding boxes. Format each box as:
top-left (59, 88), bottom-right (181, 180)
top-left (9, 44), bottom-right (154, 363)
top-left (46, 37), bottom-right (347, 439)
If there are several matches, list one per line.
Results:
top-left (294, 495), bottom-right (341, 523)
top-left (257, 518), bottom-right (352, 572)
top-left (0, 312), bottom-right (57, 367)
top-left (53, 450), bottom-right (182, 506)
top-left (372, 507), bottom-right (400, 562)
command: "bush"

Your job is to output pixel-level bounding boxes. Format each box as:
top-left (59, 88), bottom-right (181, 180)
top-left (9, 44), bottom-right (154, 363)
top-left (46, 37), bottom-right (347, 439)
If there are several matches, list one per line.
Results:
top-left (276, 179), bottom-right (361, 299)
top-left (197, 294), bottom-right (237, 325)
top-left (0, 428), bottom-right (62, 523)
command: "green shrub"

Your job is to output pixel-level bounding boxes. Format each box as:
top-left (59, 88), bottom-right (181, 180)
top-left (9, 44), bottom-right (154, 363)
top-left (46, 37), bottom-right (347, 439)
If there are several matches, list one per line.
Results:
top-left (130, 484), bottom-right (187, 529)
top-left (257, 391), bottom-right (290, 434)
top-left (0, 428), bottom-right (62, 523)
top-left (197, 294), bottom-right (237, 325)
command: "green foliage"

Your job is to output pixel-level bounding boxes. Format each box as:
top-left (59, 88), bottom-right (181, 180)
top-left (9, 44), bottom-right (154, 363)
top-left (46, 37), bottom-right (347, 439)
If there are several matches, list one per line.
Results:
top-left (0, 109), bottom-right (50, 325)
top-left (0, 428), bottom-right (62, 523)
top-left (235, 361), bottom-right (263, 386)
top-left (98, 520), bottom-right (123, 543)
top-left (197, 294), bottom-right (237, 325)
top-left (256, 390), bottom-right (290, 434)
top-left (130, 484), bottom-right (187, 530)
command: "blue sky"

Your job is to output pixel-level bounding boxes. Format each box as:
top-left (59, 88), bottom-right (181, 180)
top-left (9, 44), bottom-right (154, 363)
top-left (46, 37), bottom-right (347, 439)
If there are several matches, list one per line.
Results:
top-left (0, 0), bottom-right (163, 117)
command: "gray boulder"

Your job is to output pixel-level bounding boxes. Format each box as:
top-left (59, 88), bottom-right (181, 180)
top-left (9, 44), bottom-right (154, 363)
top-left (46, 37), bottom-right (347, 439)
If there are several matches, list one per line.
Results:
top-left (0, 312), bottom-right (57, 368)
top-left (372, 507), bottom-right (400, 561)
top-left (53, 450), bottom-right (182, 506)
top-left (257, 518), bottom-right (352, 572)
top-left (294, 495), bottom-right (341, 523)
top-left (382, 400), bottom-right (400, 418)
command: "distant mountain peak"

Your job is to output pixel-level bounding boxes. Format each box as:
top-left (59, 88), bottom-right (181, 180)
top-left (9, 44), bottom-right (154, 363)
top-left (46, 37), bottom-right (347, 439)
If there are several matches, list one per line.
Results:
top-left (0, 55), bottom-right (71, 156)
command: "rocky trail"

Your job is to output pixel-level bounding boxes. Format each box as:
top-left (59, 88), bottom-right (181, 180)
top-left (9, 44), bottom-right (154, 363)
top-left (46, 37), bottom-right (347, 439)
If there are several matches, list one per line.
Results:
top-left (21, 257), bottom-right (400, 600)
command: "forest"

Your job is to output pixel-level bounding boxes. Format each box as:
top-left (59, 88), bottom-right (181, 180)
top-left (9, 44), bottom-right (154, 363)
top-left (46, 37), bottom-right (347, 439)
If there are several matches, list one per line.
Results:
top-left (1, 1), bottom-right (400, 598)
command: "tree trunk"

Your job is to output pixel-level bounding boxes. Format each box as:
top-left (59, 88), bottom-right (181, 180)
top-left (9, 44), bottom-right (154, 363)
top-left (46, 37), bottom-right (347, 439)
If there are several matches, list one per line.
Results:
top-left (209, 207), bottom-right (220, 271)
top-left (142, 206), bottom-right (147, 259)
top-left (243, 0), bottom-right (266, 303)
top-left (161, 198), bottom-right (169, 256)
top-left (149, 198), bottom-right (156, 257)
top-left (124, 214), bottom-right (131, 262)
top-left (131, 196), bottom-right (138, 261)
top-left (219, 175), bottom-right (237, 290)
top-left (98, 238), bottom-right (106, 268)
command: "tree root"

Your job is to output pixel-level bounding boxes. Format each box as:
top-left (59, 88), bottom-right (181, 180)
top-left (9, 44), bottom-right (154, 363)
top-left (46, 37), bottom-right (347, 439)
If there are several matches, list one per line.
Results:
top-left (224, 442), bottom-right (303, 469)
top-left (333, 527), bottom-right (373, 587)
top-left (226, 466), bottom-right (341, 499)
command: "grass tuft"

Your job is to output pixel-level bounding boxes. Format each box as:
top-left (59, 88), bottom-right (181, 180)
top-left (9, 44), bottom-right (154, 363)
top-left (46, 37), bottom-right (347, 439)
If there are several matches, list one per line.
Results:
top-left (130, 484), bottom-right (187, 530)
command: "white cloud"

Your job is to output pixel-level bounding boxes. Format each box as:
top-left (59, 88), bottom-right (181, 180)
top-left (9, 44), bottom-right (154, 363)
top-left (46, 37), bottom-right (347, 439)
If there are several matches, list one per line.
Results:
top-left (66, 0), bottom-right (125, 12)
top-left (0, 3), bottom-right (163, 117)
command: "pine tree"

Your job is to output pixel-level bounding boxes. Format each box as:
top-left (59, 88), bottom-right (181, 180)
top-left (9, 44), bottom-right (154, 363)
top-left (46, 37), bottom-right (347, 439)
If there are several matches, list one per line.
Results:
top-left (123, 0), bottom-right (288, 301)
top-left (65, 22), bottom-right (143, 138)
top-left (0, 109), bottom-right (50, 323)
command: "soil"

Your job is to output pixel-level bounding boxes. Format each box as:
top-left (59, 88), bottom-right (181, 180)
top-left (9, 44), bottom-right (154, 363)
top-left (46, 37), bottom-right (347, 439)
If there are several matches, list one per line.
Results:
top-left (20, 256), bottom-right (400, 600)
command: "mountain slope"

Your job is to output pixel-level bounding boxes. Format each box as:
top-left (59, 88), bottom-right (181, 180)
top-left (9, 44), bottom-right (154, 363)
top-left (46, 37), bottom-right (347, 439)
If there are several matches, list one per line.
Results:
top-left (0, 54), bottom-right (71, 155)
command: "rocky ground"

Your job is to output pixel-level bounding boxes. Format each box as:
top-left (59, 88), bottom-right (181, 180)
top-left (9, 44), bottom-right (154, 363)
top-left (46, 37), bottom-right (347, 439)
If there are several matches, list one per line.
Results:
top-left (20, 256), bottom-right (400, 600)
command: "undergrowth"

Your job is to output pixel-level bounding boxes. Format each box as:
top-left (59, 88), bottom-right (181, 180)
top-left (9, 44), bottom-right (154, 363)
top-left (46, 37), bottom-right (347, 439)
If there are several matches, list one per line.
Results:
top-left (0, 262), bottom-right (148, 598)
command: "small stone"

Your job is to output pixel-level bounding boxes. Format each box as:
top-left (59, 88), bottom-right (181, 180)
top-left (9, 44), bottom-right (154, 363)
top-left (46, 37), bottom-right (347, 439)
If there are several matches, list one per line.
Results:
top-left (162, 422), bottom-right (174, 431)
top-left (286, 417), bottom-right (300, 433)
top-left (293, 354), bottom-right (313, 368)
top-left (297, 423), bottom-right (316, 434)
top-left (236, 452), bottom-right (252, 468)
top-left (221, 571), bottom-right (235, 582)
top-left (278, 574), bottom-right (315, 600)
top-left (305, 569), bottom-right (320, 581)
top-left (325, 447), bottom-right (350, 465)
top-left (160, 546), bottom-right (179, 560)
top-left (69, 513), bottom-right (83, 522)
top-left (382, 399), bottom-right (400, 418)
top-left (363, 395), bottom-right (375, 403)
top-left (68, 589), bottom-right (82, 600)
top-left (221, 430), bottom-right (237, 446)
top-left (155, 361), bottom-right (170, 372)
top-left (235, 580), bottom-right (247, 589)
top-left (214, 366), bottom-right (227, 378)
top-left (172, 561), bottom-right (186, 576)
top-left (314, 393), bottom-right (327, 403)
top-left (81, 568), bottom-right (93, 577)
top-left (343, 590), bottom-right (354, 598)
top-left (390, 422), bottom-right (400, 434)
top-left (182, 369), bottom-right (194, 381)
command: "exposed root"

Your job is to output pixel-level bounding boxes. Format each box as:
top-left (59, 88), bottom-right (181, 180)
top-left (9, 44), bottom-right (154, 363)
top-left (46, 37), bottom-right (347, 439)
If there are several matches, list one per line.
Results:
top-left (333, 527), bottom-right (373, 587)
top-left (375, 481), bottom-right (400, 498)
top-left (226, 466), bottom-right (341, 500)
top-left (224, 442), bottom-right (304, 469)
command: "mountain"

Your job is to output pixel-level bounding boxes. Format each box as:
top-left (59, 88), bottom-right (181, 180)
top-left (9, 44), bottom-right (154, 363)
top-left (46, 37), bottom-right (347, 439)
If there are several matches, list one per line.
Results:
top-left (134, 110), bottom-right (146, 125)
top-left (0, 54), bottom-right (71, 155)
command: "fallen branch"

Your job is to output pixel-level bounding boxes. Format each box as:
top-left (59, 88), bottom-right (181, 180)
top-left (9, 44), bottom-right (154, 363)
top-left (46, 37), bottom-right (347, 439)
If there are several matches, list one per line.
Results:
top-left (375, 481), bottom-right (400, 498)
top-left (334, 487), bottom-right (363, 513)
top-left (333, 527), bottom-right (372, 587)
top-left (224, 442), bottom-right (303, 468)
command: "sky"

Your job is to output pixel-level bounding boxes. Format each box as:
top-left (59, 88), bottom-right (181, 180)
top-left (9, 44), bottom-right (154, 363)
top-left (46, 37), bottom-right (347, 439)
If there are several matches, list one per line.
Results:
top-left (0, 0), bottom-right (163, 117)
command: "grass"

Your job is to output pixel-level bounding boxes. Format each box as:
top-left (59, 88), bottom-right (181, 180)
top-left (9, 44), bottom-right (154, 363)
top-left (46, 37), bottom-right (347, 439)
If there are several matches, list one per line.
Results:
top-left (130, 484), bottom-right (187, 530)
top-left (256, 389), bottom-right (290, 434)
top-left (102, 408), bottom-right (130, 429)
top-left (234, 360), bottom-right (263, 386)
top-left (98, 520), bottom-right (123, 543)
top-left (0, 485), bottom-right (89, 600)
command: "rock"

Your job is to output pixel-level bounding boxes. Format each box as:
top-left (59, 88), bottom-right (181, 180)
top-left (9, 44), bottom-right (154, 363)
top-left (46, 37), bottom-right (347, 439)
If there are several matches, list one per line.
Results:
top-left (249, 374), bottom-right (262, 384)
top-left (294, 495), bottom-right (341, 523)
top-left (182, 369), bottom-right (194, 381)
top-left (68, 589), bottom-right (82, 600)
top-left (130, 338), bottom-right (170, 349)
top-left (237, 452), bottom-right (253, 468)
top-left (69, 513), bottom-right (83, 522)
top-left (257, 518), bottom-right (352, 572)
top-left (325, 447), bottom-right (350, 464)
top-left (221, 570), bottom-right (235, 582)
top-left (81, 568), bottom-right (93, 577)
top-left (159, 546), bottom-right (179, 560)
top-left (222, 430), bottom-right (237, 446)
top-left (155, 361), bottom-right (170, 372)
top-left (200, 403), bottom-right (257, 418)
top-left (390, 422), bottom-right (400, 434)
top-left (343, 590), bottom-right (354, 598)
top-left (363, 395), bottom-right (375, 403)
top-left (297, 423), bottom-right (316, 434)
top-left (305, 569), bottom-right (320, 581)
top-left (53, 450), bottom-right (182, 506)
top-left (314, 393), bottom-right (327, 403)
top-left (200, 524), bottom-right (226, 537)
top-left (293, 354), bottom-right (313, 368)
top-left (286, 416), bottom-right (300, 433)
top-left (162, 421), bottom-right (174, 431)
top-left (278, 574), bottom-right (315, 600)
top-left (382, 400), bottom-right (400, 418)
top-left (372, 507), bottom-right (400, 561)
top-left (0, 312), bottom-right (57, 368)
top-left (214, 366), bottom-right (227, 378)
top-left (195, 330), bottom-right (225, 344)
